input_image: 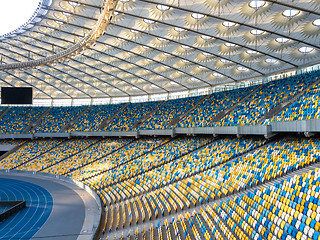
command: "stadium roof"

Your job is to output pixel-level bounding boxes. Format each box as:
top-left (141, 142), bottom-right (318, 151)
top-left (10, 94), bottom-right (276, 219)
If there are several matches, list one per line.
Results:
top-left (0, 0), bottom-right (320, 102)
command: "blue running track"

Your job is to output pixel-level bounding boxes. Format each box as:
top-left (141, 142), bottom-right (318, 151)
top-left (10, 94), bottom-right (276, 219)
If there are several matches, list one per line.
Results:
top-left (0, 178), bottom-right (53, 240)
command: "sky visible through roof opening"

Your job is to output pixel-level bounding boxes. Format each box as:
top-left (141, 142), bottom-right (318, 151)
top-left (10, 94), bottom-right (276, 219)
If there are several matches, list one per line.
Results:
top-left (0, 0), bottom-right (41, 36)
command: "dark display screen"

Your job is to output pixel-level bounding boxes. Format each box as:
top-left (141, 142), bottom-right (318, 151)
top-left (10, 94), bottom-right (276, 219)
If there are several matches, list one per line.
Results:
top-left (1, 87), bottom-right (33, 104)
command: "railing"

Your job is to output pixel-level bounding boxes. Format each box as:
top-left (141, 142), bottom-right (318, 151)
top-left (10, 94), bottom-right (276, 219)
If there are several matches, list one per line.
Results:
top-left (0, 201), bottom-right (26, 222)
top-left (0, 119), bottom-right (319, 139)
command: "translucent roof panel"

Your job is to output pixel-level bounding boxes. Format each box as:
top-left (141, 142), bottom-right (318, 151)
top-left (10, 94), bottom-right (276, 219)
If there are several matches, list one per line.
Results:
top-left (0, 0), bottom-right (319, 101)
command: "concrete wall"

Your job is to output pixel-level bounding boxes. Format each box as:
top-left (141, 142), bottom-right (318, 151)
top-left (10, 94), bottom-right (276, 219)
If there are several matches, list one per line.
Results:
top-left (0, 119), bottom-right (319, 139)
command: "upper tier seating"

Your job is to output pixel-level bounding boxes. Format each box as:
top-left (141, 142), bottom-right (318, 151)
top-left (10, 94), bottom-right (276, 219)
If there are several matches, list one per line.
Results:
top-left (68, 104), bottom-right (124, 132)
top-left (0, 107), bottom-right (8, 116)
top-left (103, 101), bottom-right (161, 131)
top-left (0, 107), bottom-right (47, 134)
top-left (177, 86), bottom-right (255, 128)
top-left (139, 96), bottom-right (203, 129)
top-left (0, 70), bottom-right (316, 133)
top-left (213, 71), bottom-right (319, 126)
top-left (32, 106), bottom-right (87, 133)
top-left (272, 78), bottom-right (320, 122)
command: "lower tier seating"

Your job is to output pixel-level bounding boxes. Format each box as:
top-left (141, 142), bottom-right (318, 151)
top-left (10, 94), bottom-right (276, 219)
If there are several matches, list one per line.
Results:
top-left (69, 137), bottom-right (169, 181)
top-left (131, 167), bottom-right (320, 240)
top-left (16, 138), bottom-right (103, 172)
top-left (0, 136), bottom-right (319, 240)
top-left (0, 139), bottom-right (63, 170)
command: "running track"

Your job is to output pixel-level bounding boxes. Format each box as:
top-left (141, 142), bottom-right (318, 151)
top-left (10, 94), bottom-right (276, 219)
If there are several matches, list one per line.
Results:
top-left (0, 178), bottom-right (53, 240)
top-left (0, 174), bottom-right (96, 240)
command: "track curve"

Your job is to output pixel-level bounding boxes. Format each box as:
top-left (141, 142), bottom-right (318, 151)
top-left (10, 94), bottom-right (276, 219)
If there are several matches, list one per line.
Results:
top-left (0, 173), bottom-right (99, 240)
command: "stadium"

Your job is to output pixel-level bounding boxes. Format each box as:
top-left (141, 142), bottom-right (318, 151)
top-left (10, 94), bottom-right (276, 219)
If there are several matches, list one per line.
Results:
top-left (0, 0), bottom-right (320, 239)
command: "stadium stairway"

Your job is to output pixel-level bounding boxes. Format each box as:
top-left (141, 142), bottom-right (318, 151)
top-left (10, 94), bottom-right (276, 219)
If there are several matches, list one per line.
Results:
top-left (0, 107), bottom-right (10, 120)
top-left (168, 95), bottom-right (210, 127)
top-left (258, 76), bottom-right (320, 123)
top-left (62, 139), bottom-right (135, 176)
top-left (131, 101), bottom-right (166, 130)
top-left (100, 138), bottom-right (270, 238)
top-left (62, 105), bottom-right (91, 132)
top-left (10, 139), bottom-right (67, 170)
top-left (208, 84), bottom-right (264, 125)
top-left (38, 138), bottom-right (102, 172)
top-left (80, 138), bottom-right (172, 181)
top-left (104, 153), bottom-right (320, 240)
top-left (23, 107), bottom-right (51, 133)
top-left (100, 103), bottom-right (130, 130)
top-left (0, 141), bottom-right (26, 161)
top-left (95, 137), bottom-right (216, 193)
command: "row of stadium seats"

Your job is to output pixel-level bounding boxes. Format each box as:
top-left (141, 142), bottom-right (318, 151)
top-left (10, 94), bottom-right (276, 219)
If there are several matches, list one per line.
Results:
top-left (0, 139), bottom-right (63, 169)
top-left (43, 138), bottom-right (132, 176)
top-left (104, 101), bottom-right (161, 131)
top-left (0, 139), bottom-right (26, 145)
top-left (68, 137), bottom-right (168, 181)
top-left (50, 137), bottom-right (166, 178)
top-left (80, 137), bottom-right (211, 188)
top-left (68, 104), bottom-right (124, 132)
top-left (91, 137), bottom-right (267, 235)
top-left (127, 167), bottom-right (320, 240)
top-left (94, 137), bottom-right (265, 205)
top-left (0, 70), bottom-right (318, 133)
top-left (32, 106), bottom-right (87, 133)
